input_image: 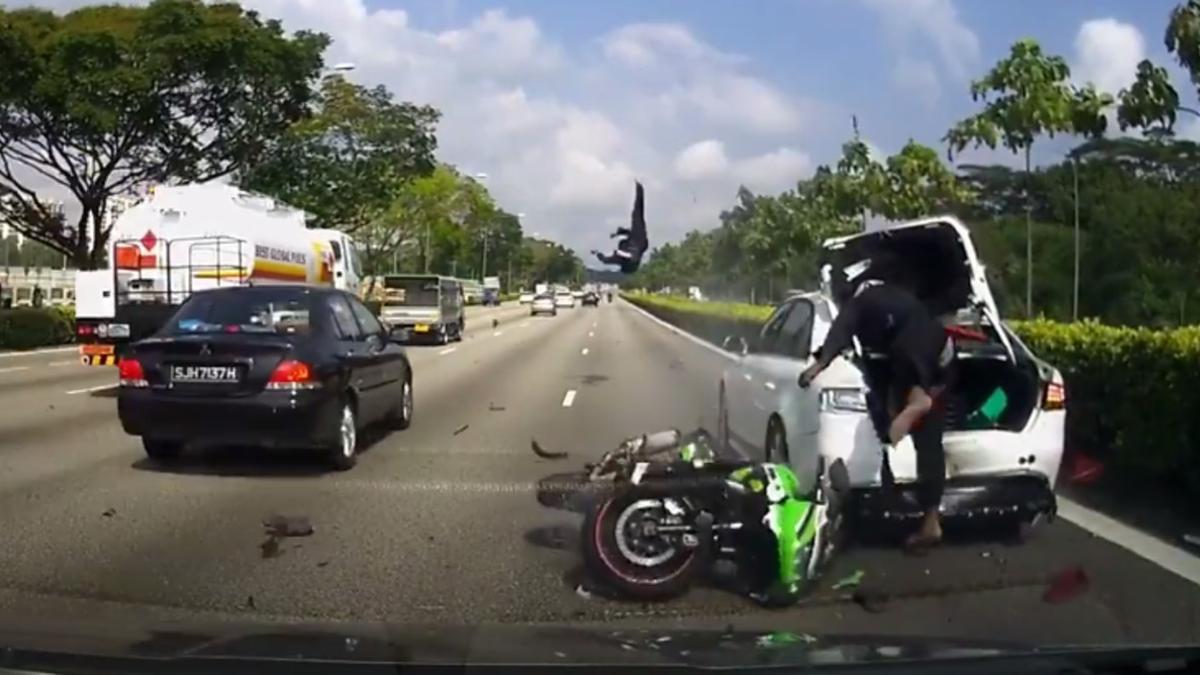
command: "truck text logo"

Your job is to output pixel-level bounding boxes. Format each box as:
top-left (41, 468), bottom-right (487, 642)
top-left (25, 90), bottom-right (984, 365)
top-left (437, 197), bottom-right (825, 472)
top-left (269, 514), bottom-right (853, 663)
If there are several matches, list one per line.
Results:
top-left (255, 245), bottom-right (306, 265)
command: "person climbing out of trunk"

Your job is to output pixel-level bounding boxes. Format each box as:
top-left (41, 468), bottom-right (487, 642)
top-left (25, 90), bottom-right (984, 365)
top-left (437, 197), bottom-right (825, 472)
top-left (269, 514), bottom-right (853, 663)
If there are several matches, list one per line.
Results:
top-left (798, 252), bottom-right (955, 551)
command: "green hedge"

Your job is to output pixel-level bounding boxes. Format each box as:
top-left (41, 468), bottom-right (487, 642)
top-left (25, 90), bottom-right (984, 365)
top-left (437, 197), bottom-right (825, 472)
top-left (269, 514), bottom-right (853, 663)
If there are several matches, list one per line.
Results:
top-left (624, 293), bottom-right (1200, 495)
top-left (0, 306), bottom-right (75, 350)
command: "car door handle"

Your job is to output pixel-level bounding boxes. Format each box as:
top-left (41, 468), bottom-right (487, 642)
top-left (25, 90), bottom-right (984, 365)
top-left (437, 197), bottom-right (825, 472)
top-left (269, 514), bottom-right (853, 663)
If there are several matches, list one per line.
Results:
top-left (764, 382), bottom-right (776, 391)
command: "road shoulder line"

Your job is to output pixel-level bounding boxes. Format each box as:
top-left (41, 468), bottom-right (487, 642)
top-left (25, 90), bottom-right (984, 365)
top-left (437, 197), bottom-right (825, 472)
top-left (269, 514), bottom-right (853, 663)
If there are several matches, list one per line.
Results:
top-left (620, 297), bottom-right (736, 363)
top-left (622, 296), bottom-right (1200, 585)
top-left (0, 345), bottom-right (77, 359)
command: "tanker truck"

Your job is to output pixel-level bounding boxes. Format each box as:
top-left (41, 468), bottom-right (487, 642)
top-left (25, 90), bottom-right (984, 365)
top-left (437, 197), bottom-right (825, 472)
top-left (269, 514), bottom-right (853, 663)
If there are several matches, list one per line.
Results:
top-left (74, 182), bottom-right (362, 366)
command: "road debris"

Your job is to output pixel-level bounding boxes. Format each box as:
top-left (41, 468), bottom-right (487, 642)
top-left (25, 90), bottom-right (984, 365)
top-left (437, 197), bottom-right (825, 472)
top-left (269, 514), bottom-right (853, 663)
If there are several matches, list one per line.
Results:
top-left (317, 561), bottom-right (330, 568)
top-left (831, 569), bottom-right (864, 591)
top-left (1043, 565), bottom-right (1089, 604)
top-left (263, 515), bottom-right (314, 537)
top-left (453, 424), bottom-right (469, 436)
top-left (260, 536), bottom-right (282, 559)
top-left (489, 402), bottom-right (507, 412)
top-left (492, 319), bottom-right (499, 329)
top-left (575, 584), bottom-right (593, 600)
top-left (101, 508), bottom-right (116, 518)
top-left (531, 439), bottom-right (568, 459)
top-left (245, 595), bottom-right (256, 609)
top-left (852, 589), bottom-right (888, 614)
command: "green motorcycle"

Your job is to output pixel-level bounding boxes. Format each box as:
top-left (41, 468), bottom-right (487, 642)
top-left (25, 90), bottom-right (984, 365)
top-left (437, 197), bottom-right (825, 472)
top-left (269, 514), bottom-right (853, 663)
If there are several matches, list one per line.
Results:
top-left (536, 429), bottom-right (849, 605)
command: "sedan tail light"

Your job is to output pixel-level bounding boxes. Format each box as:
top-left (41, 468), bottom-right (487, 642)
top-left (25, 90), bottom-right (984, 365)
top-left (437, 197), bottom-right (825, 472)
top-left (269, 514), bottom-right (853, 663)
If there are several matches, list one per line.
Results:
top-left (267, 360), bottom-right (321, 390)
top-left (117, 357), bottom-right (148, 388)
top-left (1043, 380), bottom-right (1066, 410)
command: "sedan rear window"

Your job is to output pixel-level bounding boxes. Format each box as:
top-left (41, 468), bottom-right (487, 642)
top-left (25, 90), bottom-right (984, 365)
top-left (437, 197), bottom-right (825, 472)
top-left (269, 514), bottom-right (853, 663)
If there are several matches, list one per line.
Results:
top-left (168, 289), bottom-right (315, 336)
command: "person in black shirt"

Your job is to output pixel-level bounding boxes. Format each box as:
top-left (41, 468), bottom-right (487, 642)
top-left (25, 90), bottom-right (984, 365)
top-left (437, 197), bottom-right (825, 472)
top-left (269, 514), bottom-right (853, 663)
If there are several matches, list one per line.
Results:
top-left (798, 254), bottom-right (954, 550)
top-left (592, 182), bottom-right (649, 274)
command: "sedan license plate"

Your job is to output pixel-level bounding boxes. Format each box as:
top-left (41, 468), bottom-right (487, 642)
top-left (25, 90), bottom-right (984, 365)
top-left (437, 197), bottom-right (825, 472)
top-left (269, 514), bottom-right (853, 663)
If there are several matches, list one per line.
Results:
top-left (170, 364), bottom-right (241, 384)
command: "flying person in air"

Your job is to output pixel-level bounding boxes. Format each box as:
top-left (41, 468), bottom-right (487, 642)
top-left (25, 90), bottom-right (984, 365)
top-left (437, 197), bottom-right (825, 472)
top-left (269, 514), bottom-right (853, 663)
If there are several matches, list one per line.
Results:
top-left (592, 181), bottom-right (649, 274)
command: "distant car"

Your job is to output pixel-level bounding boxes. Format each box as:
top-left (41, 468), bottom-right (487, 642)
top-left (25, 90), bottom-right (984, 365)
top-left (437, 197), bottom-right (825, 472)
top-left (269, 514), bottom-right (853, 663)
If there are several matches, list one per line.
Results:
top-left (581, 291), bottom-right (600, 306)
top-left (531, 294), bottom-right (557, 316)
top-left (519, 292), bottom-right (535, 304)
top-left (572, 290), bottom-right (585, 299)
top-left (116, 285), bottom-right (413, 471)
top-left (555, 291), bottom-right (577, 308)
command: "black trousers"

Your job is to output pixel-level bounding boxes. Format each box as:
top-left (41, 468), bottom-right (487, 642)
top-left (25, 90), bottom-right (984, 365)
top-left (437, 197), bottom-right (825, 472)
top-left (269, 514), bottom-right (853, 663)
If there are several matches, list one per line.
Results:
top-left (863, 358), bottom-right (948, 510)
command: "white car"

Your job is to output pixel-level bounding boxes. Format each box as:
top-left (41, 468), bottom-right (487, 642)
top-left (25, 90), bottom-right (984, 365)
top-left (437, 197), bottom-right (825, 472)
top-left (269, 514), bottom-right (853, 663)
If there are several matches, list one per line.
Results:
top-left (519, 292), bottom-right (535, 304)
top-left (717, 216), bottom-right (1064, 528)
top-left (531, 294), bottom-right (557, 316)
top-left (555, 292), bottom-right (577, 309)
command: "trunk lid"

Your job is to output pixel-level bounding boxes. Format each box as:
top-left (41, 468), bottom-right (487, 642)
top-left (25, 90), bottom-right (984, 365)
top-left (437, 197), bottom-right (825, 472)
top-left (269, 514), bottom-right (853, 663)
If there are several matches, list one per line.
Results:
top-left (821, 216), bottom-right (1016, 363)
top-left (131, 334), bottom-right (296, 396)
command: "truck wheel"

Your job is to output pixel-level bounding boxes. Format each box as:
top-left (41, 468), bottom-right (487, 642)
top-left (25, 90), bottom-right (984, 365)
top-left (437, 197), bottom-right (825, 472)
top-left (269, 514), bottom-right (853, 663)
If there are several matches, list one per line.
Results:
top-left (456, 319), bottom-right (465, 341)
top-left (143, 438), bottom-right (183, 461)
top-left (437, 326), bottom-right (449, 345)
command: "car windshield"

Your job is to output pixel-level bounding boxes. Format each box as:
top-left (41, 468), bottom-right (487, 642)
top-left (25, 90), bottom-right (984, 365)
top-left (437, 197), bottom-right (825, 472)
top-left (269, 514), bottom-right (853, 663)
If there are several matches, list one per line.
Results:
top-left (6, 0), bottom-right (1200, 668)
top-left (167, 289), bottom-right (314, 336)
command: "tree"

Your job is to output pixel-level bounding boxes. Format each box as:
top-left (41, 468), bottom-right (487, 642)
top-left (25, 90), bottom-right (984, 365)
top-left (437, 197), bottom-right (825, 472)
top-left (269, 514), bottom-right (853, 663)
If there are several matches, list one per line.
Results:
top-left (241, 76), bottom-right (439, 235)
top-left (945, 38), bottom-right (1112, 315)
top-left (0, 0), bottom-right (328, 268)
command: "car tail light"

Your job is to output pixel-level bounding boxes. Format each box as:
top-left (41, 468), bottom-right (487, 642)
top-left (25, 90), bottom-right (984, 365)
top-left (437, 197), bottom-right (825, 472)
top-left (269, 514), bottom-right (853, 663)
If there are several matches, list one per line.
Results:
top-left (77, 324), bottom-right (94, 336)
top-left (117, 358), bottom-right (148, 388)
top-left (267, 360), bottom-right (321, 390)
top-left (1043, 381), bottom-right (1066, 410)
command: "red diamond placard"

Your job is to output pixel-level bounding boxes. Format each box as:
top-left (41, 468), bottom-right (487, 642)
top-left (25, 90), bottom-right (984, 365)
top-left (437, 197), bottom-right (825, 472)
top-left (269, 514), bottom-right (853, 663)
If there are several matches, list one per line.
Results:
top-left (140, 230), bottom-right (158, 251)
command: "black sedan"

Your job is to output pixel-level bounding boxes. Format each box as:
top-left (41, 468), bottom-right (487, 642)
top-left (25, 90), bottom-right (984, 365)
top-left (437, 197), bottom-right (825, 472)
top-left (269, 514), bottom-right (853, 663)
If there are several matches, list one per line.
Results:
top-left (581, 291), bottom-right (600, 306)
top-left (117, 286), bottom-right (413, 470)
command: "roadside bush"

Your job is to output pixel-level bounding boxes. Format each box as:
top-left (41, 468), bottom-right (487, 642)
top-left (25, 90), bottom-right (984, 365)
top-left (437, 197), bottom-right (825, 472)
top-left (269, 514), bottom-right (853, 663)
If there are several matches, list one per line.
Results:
top-left (0, 307), bottom-right (74, 350)
top-left (625, 293), bottom-right (1200, 496)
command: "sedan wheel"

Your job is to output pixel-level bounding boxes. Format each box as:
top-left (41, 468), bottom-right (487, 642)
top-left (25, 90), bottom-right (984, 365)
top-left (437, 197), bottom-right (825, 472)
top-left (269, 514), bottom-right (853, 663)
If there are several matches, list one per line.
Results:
top-left (388, 377), bottom-right (414, 430)
top-left (143, 438), bottom-right (183, 461)
top-left (329, 402), bottom-right (358, 471)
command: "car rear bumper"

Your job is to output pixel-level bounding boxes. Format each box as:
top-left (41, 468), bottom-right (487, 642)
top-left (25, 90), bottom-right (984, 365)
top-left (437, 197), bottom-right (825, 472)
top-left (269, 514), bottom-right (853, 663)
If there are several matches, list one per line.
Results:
top-left (118, 388), bottom-right (341, 448)
top-left (851, 472), bottom-right (1057, 525)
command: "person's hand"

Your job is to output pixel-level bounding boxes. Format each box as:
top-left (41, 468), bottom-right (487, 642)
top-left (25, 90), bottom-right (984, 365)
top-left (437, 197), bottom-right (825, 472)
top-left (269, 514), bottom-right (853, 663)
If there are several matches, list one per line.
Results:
top-left (798, 363), bottom-right (821, 389)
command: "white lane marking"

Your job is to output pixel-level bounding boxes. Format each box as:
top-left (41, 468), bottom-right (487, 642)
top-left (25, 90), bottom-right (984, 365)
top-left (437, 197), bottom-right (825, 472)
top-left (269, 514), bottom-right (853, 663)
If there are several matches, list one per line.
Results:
top-left (66, 383), bottom-right (116, 395)
top-left (493, 330), bottom-right (504, 336)
top-left (0, 366), bottom-right (30, 374)
top-left (49, 360), bottom-right (76, 367)
top-left (438, 347), bottom-right (457, 356)
top-left (592, 321), bottom-right (597, 328)
top-left (581, 348), bottom-right (589, 356)
top-left (587, 331), bottom-right (594, 338)
top-left (519, 322), bottom-right (530, 328)
top-left (0, 345), bottom-right (76, 359)
top-left (625, 296), bottom-right (1200, 584)
top-left (1057, 498), bottom-right (1200, 586)
top-left (561, 389), bottom-right (577, 407)
top-left (623, 297), bottom-right (736, 362)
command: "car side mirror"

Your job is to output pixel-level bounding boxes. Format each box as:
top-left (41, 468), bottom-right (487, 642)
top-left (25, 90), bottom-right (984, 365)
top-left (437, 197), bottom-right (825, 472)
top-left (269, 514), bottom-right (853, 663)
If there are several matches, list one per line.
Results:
top-left (722, 335), bottom-right (749, 356)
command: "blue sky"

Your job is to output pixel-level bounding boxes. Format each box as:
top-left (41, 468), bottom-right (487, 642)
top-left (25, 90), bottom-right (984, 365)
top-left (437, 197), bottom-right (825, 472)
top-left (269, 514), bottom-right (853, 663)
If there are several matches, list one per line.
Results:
top-left (29, 0), bottom-right (1194, 252)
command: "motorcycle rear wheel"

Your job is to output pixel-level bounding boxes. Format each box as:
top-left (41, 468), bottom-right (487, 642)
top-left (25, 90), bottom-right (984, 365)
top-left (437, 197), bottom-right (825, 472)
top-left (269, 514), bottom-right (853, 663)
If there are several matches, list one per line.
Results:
top-left (582, 489), bottom-right (703, 601)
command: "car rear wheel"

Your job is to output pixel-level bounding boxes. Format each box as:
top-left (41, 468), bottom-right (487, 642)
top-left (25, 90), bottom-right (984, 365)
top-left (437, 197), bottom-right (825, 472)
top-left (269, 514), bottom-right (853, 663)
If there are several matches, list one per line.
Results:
top-left (766, 417), bottom-right (789, 465)
top-left (328, 401), bottom-right (358, 471)
top-left (142, 438), bottom-right (182, 461)
top-left (386, 377), bottom-right (414, 430)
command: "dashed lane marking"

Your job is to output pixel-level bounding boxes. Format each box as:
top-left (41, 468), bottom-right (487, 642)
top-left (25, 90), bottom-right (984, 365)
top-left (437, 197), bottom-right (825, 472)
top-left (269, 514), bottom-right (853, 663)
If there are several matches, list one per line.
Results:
top-left (581, 348), bottom-right (589, 356)
top-left (0, 366), bottom-right (31, 375)
top-left (66, 384), bottom-right (116, 395)
top-left (561, 389), bottom-right (577, 407)
top-left (439, 347), bottom-right (457, 356)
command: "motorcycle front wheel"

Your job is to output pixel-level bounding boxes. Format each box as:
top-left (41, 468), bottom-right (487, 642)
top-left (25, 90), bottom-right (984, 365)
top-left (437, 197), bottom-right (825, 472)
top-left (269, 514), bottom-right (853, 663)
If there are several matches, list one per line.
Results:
top-left (582, 489), bottom-right (704, 601)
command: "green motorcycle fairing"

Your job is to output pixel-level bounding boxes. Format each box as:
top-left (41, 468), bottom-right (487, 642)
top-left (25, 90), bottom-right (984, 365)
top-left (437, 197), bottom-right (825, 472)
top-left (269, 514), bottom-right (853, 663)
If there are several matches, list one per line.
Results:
top-left (729, 463), bottom-right (820, 596)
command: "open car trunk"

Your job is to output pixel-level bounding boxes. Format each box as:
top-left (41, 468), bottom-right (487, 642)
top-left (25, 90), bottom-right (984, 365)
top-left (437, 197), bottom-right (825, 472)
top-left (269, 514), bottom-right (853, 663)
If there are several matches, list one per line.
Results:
top-left (822, 218), bottom-right (1038, 431)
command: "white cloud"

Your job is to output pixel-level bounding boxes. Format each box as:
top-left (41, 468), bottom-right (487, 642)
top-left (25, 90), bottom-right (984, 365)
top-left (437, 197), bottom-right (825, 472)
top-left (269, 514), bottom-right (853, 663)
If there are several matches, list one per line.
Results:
top-left (733, 148), bottom-right (813, 194)
top-left (863, 0), bottom-right (980, 79)
top-left (17, 1), bottom-right (831, 256)
top-left (892, 57), bottom-right (941, 103)
top-left (675, 140), bottom-right (730, 180)
top-left (1072, 18), bottom-right (1145, 95)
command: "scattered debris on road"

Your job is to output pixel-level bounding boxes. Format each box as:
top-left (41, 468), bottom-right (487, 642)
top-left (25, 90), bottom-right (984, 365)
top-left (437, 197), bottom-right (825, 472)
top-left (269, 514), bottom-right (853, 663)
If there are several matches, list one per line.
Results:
top-left (852, 589), bottom-right (888, 613)
top-left (489, 402), bottom-right (507, 412)
top-left (492, 319), bottom-right (499, 329)
top-left (101, 508), bottom-right (116, 518)
top-left (263, 515), bottom-right (314, 537)
top-left (260, 537), bottom-right (281, 559)
top-left (453, 424), bottom-right (469, 435)
top-left (245, 595), bottom-right (256, 609)
top-left (1043, 565), bottom-right (1089, 604)
top-left (531, 439), bottom-right (568, 459)
top-left (575, 584), bottom-right (593, 600)
top-left (317, 560), bottom-right (329, 568)
top-left (831, 569), bottom-right (864, 591)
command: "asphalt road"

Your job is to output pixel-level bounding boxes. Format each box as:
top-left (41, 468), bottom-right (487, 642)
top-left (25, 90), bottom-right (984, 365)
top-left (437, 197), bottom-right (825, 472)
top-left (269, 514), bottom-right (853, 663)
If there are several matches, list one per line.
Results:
top-left (0, 299), bottom-right (1197, 647)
